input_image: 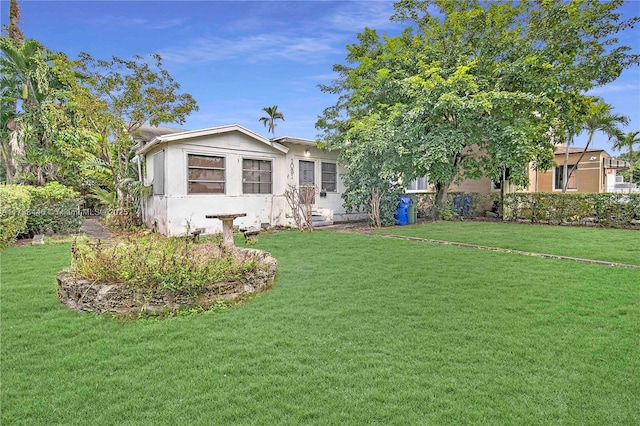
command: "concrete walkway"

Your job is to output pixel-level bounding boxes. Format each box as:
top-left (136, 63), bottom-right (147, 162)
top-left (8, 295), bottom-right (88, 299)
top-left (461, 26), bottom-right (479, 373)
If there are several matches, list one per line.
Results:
top-left (79, 216), bottom-right (113, 241)
top-left (358, 230), bottom-right (640, 270)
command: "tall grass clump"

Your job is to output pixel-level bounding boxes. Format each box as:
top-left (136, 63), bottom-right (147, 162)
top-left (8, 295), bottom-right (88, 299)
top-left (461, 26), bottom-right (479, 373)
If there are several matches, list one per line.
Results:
top-left (70, 233), bottom-right (260, 293)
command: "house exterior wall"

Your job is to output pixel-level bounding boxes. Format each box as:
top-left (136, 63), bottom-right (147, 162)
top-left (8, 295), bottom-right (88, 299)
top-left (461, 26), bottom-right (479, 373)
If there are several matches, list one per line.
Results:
top-left (450, 176), bottom-right (494, 193)
top-left (143, 130), bottom-right (365, 236)
top-left (529, 151), bottom-right (607, 193)
top-left (144, 131), bottom-right (288, 235)
top-left (280, 143), bottom-right (365, 223)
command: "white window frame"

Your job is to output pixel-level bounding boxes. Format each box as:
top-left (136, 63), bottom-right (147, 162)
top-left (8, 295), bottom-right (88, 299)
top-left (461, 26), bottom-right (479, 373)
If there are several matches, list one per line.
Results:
top-left (321, 162), bottom-right (338, 192)
top-left (242, 158), bottom-right (273, 194)
top-left (406, 174), bottom-right (429, 192)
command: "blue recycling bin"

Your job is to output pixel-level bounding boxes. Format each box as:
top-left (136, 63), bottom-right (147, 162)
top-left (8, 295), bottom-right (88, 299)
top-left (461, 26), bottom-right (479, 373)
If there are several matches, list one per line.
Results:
top-left (453, 194), bottom-right (473, 217)
top-left (395, 195), bottom-right (411, 225)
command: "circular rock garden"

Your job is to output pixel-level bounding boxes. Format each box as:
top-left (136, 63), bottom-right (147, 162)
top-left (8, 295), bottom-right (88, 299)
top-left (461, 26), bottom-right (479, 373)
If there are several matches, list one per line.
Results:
top-left (57, 234), bottom-right (277, 315)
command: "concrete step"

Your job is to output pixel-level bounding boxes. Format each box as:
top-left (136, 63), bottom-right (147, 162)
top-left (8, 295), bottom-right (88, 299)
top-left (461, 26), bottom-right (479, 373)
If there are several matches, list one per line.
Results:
top-left (312, 214), bottom-right (332, 228)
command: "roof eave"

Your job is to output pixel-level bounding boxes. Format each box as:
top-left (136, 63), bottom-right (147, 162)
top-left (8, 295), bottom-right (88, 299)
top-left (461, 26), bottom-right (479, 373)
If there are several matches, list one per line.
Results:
top-left (136, 124), bottom-right (289, 155)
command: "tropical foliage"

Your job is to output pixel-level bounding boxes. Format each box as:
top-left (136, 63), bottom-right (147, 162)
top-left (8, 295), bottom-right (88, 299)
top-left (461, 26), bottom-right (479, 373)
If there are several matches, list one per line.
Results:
top-left (562, 97), bottom-right (628, 192)
top-left (74, 53), bottom-right (198, 223)
top-left (0, 1), bottom-right (198, 229)
top-left (23, 182), bottom-right (83, 236)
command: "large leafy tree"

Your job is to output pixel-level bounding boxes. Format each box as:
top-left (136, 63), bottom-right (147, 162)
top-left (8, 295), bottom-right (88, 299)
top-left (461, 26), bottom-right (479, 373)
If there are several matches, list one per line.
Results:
top-left (0, 37), bottom-right (91, 186)
top-left (317, 0), bottom-right (638, 221)
top-left (259, 105), bottom-right (284, 137)
top-left (76, 53), bottom-right (198, 218)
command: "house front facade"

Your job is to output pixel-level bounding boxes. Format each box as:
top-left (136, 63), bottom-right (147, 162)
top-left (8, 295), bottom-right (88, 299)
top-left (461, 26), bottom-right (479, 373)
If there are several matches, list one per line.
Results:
top-left (527, 147), bottom-right (630, 193)
top-left (136, 124), bottom-right (365, 236)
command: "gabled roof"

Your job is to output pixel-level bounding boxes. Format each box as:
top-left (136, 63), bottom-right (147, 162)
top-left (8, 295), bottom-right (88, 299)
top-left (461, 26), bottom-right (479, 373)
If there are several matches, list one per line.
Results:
top-left (136, 124), bottom-right (289, 155)
top-left (272, 135), bottom-right (318, 147)
top-left (554, 146), bottom-right (607, 155)
top-left (130, 124), bottom-right (185, 143)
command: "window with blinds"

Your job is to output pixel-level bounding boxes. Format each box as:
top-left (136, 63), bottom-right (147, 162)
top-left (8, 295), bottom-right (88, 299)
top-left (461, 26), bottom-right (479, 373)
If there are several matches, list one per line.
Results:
top-left (187, 154), bottom-right (225, 194)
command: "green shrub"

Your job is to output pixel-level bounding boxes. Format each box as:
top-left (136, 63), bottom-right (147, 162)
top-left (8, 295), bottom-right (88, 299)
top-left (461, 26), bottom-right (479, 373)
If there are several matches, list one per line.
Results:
top-left (24, 182), bottom-right (83, 236)
top-left (415, 191), bottom-right (639, 227)
top-left (502, 193), bottom-right (640, 226)
top-left (70, 233), bottom-right (262, 293)
top-left (0, 185), bottom-right (31, 249)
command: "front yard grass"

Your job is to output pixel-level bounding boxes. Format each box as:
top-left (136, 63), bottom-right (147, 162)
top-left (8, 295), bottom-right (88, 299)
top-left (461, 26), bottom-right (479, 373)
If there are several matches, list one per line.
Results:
top-left (1, 227), bottom-right (638, 424)
top-left (376, 220), bottom-right (640, 265)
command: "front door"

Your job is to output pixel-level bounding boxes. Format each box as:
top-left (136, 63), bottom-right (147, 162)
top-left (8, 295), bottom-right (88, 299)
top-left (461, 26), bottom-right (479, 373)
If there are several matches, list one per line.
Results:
top-left (299, 160), bottom-right (315, 204)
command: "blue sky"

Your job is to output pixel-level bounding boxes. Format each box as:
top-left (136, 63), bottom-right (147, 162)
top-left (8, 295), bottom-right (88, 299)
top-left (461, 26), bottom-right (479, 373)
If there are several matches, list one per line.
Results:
top-left (1, 0), bottom-right (639, 154)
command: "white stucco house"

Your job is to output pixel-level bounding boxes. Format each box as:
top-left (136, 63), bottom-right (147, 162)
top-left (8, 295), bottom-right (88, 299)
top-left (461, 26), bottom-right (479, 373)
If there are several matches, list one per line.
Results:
top-left (135, 124), bottom-right (365, 236)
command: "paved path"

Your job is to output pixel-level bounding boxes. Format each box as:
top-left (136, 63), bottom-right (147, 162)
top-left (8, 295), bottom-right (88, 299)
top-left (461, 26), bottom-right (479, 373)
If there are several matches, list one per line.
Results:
top-left (79, 216), bottom-right (113, 241)
top-left (356, 230), bottom-right (640, 270)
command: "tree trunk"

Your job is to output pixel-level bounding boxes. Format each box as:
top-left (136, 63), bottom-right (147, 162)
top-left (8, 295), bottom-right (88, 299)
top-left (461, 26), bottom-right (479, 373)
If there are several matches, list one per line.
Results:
top-left (562, 137), bottom-right (570, 193)
top-left (629, 145), bottom-right (634, 187)
top-left (566, 132), bottom-right (595, 192)
top-left (0, 142), bottom-right (17, 183)
top-left (432, 181), bottom-right (451, 220)
top-left (370, 186), bottom-right (381, 228)
top-left (36, 165), bottom-right (45, 186)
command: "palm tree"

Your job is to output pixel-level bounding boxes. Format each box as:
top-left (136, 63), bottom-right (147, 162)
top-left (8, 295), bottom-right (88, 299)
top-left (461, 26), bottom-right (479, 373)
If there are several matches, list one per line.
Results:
top-left (564, 99), bottom-right (628, 191)
top-left (259, 105), bottom-right (284, 137)
top-left (612, 131), bottom-right (640, 186)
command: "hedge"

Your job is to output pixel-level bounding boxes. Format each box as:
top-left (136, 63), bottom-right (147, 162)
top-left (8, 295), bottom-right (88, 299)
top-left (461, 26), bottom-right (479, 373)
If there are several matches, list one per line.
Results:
top-left (0, 185), bottom-right (31, 249)
top-left (502, 192), bottom-right (640, 227)
top-left (24, 182), bottom-right (83, 236)
top-left (415, 191), bottom-right (639, 227)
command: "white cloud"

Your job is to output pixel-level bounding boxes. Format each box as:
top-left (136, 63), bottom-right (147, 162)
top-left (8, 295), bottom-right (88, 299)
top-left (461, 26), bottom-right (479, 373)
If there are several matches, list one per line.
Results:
top-left (323, 1), bottom-right (398, 33)
top-left (90, 16), bottom-right (186, 30)
top-left (160, 33), bottom-right (343, 64)
top-left (588, 83), bottom-right (640, 95)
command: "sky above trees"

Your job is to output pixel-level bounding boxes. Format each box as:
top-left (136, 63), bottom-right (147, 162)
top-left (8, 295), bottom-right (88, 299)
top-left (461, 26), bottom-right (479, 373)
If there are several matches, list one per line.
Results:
top-left (2, 0), bottom-right (638, 153)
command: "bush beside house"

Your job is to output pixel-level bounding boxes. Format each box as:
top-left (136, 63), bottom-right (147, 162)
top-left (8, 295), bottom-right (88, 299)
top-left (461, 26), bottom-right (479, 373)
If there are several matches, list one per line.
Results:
top-left (0, 185), bottom-right (31, 249)
top-left (23, 182), bottom-right (83, 236)
top-left (0, 183), bottom-right (83, 248)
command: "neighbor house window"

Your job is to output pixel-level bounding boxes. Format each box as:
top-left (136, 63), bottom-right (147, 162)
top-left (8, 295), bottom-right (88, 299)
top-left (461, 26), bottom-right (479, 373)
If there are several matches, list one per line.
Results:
top-left (187, 154), bottom-right (225, 194)
top-left (321, 162), bottom-right (337, 192)
top-left (153, 150), bottom-right (164, 195)
top-left (554, 165), bottom-right (577, 190)
top-left (407, 174), bottom-right (428, 191)
top-left (243, 159), bottom-right (272, 194)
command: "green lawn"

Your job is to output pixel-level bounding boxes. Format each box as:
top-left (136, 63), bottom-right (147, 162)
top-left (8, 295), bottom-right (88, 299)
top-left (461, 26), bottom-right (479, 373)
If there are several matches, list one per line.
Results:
top-left (376, 221), bottom-right (640, 266)
top-left (1, 228), bottom-right (639, 424)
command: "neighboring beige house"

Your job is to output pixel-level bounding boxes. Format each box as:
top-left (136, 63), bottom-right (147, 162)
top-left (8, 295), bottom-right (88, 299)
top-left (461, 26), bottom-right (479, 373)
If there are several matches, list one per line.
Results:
top-left (135, 124), bottom-right (366, 236)
top-left (406, 146), bottom-right (631, 195)
top-left (528, 146), bottom-right (631, 193)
